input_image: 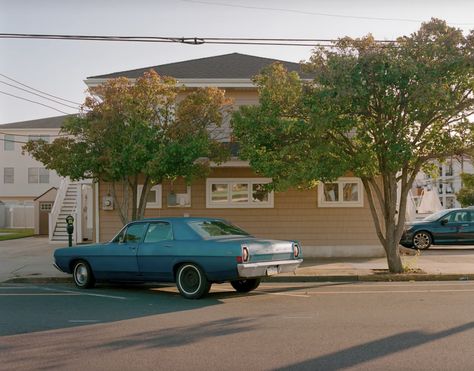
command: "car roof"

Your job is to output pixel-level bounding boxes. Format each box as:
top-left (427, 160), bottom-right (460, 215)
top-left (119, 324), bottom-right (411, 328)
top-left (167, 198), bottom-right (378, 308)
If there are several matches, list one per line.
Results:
top-left (137, 217), bottom-right (225, 223)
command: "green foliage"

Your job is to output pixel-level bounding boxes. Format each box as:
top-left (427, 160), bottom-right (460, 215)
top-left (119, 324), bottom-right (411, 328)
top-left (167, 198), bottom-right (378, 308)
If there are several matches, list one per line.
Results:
top-left (232, 19), bottom-right (474, 272)
top-left (457, 173), bottom-right (474, 207)
top-left (24, 71), bottom-right (231, 223)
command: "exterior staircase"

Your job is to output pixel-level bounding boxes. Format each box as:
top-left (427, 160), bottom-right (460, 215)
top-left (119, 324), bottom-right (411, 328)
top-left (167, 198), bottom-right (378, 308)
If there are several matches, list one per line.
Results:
top-left (50, 180), bottom-right (80, 242)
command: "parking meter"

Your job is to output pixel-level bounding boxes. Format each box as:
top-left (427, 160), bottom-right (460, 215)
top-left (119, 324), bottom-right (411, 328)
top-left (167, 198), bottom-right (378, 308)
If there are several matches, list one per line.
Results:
top-left (65, 215), bottom-right (74, 247)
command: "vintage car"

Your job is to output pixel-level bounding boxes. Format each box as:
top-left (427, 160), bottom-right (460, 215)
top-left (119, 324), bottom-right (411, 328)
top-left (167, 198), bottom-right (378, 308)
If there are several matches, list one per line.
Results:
top-left (54, 217), bottom-right (303, 299)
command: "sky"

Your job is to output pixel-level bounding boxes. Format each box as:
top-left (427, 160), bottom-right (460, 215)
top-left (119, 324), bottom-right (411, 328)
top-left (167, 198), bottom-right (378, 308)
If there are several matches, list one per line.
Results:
top-left (1, 0), bottom-right (473, 124)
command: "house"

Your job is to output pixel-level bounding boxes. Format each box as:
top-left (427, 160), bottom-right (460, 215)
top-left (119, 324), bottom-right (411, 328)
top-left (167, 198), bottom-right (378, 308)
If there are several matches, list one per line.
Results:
top-left (0, 116), bottom-right (65, 230)
top-left (83, 53), bottom-right (383, 258)
top-left (412, 157), bottom-right (474, 209)
top-left (0, 115), bottom-right (93, 242)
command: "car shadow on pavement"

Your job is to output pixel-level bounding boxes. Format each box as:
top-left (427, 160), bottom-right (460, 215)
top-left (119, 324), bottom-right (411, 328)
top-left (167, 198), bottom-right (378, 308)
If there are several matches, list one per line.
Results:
top-left (275, 321), bottom-right (474, 370)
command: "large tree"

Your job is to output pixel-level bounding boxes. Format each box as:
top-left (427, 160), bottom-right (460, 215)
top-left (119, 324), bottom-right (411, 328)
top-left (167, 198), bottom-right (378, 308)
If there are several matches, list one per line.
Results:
top-left (25, 70), bottom-right (230, 224)
top-left (232, 19), bottom-right (474, 273)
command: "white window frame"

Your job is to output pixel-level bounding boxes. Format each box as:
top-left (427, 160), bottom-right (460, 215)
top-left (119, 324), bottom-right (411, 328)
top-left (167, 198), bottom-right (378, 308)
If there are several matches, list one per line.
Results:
top-left (318, 177), bottom-right (364, 208)
top-left (4, 135), bottom-right (14, 151)
top-left (4, 167), bottom-right (14, 184)
top-left (206, 178), bottom-right (274, 208)
top-left (137, 184), bottom-right (162, 209)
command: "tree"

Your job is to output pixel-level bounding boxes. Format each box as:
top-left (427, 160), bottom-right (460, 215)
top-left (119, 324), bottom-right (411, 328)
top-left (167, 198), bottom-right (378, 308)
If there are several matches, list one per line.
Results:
top-left (457, 173), bottom-right (474, 207)
top-left (25, 70), bottom-right (231, 224)
top-left (232, 19), bottom-right (474, 273)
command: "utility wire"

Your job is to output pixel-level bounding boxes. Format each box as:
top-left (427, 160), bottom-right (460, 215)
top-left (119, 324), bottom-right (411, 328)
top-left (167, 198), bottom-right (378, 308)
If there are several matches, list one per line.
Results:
top-left (0, 131), bottom-right (68, 138)
top-left (181, 0), bottom-right (474, 26)
top-left (0, 73), bottom-right (82, 105)
top-left (0, 80), bottom-right (80, 110)
top-left (0, 33), bottom-right (398, 47)
top-left (0, 137), bottom-right (28, 144)
top-left (0, 90), bottom-right (74, 115)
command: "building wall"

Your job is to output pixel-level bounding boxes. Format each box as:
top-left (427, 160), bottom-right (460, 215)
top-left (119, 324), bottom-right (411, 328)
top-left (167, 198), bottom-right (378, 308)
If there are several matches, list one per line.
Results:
top-left (0, 128), bottom-right (61, 200)
top-left (97, 168), bottom-right (383, 258)
top-left (412, 157), bottom-right (474, 209)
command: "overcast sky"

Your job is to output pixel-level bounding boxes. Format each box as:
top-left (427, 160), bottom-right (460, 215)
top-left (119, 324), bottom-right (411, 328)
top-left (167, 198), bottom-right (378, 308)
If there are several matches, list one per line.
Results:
top-left (1, 0), bottom-right (473, 124)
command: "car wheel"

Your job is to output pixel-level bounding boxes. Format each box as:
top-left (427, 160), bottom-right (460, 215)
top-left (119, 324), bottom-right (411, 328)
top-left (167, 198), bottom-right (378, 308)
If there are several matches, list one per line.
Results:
top-left (231, 278), bottom-right (261, 293)
top-left (73, 260), bottom-right (95, 289)
top-left (413, 231), bottom-right (432, 250)
top-left (176, 264), bottom-right (211, 299)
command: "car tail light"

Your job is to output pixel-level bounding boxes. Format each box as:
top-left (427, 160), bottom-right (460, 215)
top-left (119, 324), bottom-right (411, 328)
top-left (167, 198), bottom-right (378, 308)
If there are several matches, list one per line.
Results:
top-left (293, 243), bottom-right (300, 258)
top-left (242, 245), bottom-right (249, 262)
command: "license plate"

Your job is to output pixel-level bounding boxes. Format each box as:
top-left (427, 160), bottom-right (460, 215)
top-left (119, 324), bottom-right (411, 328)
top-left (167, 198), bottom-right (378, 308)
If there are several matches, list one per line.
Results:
top-left (266, 266), bottom-right (278, 276)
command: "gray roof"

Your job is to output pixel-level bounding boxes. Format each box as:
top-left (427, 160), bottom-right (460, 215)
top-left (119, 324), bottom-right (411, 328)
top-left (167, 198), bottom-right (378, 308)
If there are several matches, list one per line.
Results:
top-left (0, 115), bottom-right (72, 128)
top-left (88, 53), bottom-right (313, 80)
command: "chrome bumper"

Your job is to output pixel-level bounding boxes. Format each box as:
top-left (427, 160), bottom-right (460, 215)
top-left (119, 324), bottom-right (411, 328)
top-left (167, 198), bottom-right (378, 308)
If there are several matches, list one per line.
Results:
top-left (237, 259), bottom-right (303, 278)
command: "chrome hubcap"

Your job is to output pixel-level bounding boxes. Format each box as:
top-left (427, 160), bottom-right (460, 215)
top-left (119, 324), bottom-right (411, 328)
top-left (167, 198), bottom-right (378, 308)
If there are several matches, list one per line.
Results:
top-left (75, 264), bottom-right (87, 285)
top-left (413, 233), bottom-right (430, 249)
top-left (179, 265), bottom-right (201, 295)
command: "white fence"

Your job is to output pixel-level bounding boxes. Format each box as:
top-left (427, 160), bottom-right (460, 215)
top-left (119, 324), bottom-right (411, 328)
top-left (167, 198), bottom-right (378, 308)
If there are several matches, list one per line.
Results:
top-left (0, 203), bottom-right (34, 228)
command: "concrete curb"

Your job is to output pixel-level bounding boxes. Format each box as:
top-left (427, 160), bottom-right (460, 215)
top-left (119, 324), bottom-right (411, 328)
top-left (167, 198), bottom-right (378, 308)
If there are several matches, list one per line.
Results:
top-left (4, 273), bottom-right (474, 285)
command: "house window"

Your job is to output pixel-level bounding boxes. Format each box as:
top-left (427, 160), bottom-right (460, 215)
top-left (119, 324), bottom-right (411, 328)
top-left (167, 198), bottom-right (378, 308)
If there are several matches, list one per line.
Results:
top-left (40, 202), bottom-right (53, 212)
top-left (318, 177), bottom-right (363, 207)
top-left (137, 184), bottom-right (162, 209)
top-left (4, 167), bottom-right (14, 184)
top-left (28, 135), bottom-right (50, 143)
top-left (4, 135), bottom-right (14, 151)
top-left (206, 178), bottom-right (274, 208)
top-left (28, 168), bottom-right (49, 184)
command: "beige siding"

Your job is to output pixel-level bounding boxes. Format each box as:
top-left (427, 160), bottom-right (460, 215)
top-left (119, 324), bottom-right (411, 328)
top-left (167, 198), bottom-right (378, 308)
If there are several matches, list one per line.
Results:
top-left (97, 168), bottom-right (381, 256)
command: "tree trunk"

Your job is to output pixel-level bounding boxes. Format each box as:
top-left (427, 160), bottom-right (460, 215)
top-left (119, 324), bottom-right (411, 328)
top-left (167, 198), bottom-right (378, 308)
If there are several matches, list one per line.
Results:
top-left (384, 237), bottom-right (404, 273)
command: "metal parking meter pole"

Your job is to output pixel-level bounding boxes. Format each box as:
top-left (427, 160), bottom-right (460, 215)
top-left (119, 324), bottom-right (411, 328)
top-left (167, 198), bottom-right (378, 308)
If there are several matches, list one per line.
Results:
top-left (66, 215), bottom-right (74, 247)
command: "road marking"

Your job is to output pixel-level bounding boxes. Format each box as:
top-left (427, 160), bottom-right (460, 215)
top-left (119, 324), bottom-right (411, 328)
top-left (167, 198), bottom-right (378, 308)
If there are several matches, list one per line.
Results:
top-left (0, 293), bottom-right (81, 296)
top-left (41, 287), bottom-right (127, 300)
top-left (307, 288), bottom-right (474, 295)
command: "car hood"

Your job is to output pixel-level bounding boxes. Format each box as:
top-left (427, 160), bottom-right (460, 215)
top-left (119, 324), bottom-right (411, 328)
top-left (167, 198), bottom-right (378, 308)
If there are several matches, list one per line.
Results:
top-left (405, 220), bottom-right (432, 228)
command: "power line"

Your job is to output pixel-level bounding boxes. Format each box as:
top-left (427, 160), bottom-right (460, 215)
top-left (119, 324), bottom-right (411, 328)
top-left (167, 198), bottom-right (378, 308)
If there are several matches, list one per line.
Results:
top-left (0, 73), bottom-right (82, 105)
top-left (181, 0), bottom-right (474, 26)
top-left (0, 137), bottom-right (28, 144)
top-left (0, 90), bottom-right (74, 115)
top-left (0, 80), bottom-right (80, 110)
top-left (0, 131), bottom-right (67, 138)
top-left (0, 33), bottom-right (398, 47)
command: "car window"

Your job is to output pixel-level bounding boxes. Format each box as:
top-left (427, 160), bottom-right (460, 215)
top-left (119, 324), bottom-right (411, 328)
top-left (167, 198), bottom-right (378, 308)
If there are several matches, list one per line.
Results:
top-left (446, 211), bottom-right (470, 223)
top-left (123, 223), bottom-right (147, 243)
top-left (188, 220), bottom-right (250, 239)
top-left (144, 222), bottom-right (173, 243)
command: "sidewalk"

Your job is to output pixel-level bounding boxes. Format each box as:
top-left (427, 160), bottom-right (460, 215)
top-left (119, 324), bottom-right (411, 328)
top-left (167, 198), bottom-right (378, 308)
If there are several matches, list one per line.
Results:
top-left (2, 237), bottom-right (474, 284)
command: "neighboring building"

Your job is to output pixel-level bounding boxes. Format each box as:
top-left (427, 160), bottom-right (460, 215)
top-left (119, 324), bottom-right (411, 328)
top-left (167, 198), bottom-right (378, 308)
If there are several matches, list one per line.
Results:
top-left (412, 157), bottom-right (474, 209)
top-left (0, 115), bottom-right (67, 229)
top-left (85, 53), bottom-right (383, 257)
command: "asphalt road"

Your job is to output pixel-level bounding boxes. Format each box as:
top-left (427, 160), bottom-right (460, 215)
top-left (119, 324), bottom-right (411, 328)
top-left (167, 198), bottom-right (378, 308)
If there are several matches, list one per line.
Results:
top-left (1, 281), bottom-right (474, 371)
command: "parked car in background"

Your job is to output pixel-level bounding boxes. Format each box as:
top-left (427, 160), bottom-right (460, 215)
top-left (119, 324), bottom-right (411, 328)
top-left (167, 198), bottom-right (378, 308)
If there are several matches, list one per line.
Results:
top-left (400, 208), bottom-right (474, 250)
top-left (54, 217), bottom-right (303, 299)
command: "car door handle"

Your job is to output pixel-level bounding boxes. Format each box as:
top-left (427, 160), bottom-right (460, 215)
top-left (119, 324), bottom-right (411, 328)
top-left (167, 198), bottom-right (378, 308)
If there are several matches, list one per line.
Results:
top-left (163, 244), bottom-right (173, 248)
top-left (461, 224), bottom-right (469, 227)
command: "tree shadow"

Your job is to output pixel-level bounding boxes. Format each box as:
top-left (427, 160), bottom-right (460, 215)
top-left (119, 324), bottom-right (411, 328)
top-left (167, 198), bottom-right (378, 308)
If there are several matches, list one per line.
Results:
top-left (95, 316), bottom-right (257, 351)
top-left (276, 321), bottom-right (474, 370)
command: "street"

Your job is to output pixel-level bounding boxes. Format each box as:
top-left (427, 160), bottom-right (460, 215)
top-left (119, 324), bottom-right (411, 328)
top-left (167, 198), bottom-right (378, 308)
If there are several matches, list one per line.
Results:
top-left (1, 281), bottom-right (474, 370)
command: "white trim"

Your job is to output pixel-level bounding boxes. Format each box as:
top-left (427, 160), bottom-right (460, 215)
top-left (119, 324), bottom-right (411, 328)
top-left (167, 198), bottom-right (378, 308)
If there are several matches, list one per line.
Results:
top-left (137, 184), bottom-right (162, 209)
top-left (318, 177), bottom-right (364, 208)
top-left (95, 181), bottom-right (100, 243)
top-left (206, 178), bottom-right (274, 208)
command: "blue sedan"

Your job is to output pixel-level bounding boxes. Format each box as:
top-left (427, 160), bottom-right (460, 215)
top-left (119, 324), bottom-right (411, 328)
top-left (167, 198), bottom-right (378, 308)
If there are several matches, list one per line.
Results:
top-left (54, 217), bottom-right (303, 299)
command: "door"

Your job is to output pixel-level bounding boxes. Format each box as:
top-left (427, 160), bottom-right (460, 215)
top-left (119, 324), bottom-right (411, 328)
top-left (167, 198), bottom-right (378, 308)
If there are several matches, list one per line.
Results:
top-left (92, 223), bottom-right (147, 280)
top-left (39, 202), bottom-right (52, 235)
top-left (137, 221), bottom-right (175, 281)
top-left (434, 210), bottom-right (472, 243)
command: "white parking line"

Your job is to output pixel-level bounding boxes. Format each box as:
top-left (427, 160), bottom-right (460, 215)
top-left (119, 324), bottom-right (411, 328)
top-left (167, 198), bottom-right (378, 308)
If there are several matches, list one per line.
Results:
top-left (307, 288), bottom-right (474, 295)
top-left (40, 287), bottom-right (127, 300)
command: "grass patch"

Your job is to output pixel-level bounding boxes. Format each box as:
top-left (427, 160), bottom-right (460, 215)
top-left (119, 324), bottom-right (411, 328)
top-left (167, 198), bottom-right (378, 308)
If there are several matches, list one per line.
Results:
top-left (0, 228), bottom-right (35, 241)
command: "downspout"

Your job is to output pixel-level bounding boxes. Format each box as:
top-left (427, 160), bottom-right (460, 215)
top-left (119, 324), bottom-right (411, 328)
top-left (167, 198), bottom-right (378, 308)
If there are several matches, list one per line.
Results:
top-left (95, 181), bottom-right (100, 243)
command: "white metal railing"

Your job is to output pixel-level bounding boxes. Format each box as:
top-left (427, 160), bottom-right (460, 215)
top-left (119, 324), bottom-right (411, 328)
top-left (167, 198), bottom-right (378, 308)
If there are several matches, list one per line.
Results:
top-left (49, 177), bottom-right (70, 241)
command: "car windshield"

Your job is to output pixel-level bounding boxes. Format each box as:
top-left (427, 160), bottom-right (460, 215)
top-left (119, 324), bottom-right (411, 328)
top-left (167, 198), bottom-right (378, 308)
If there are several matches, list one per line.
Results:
top-left (188, 220), bottom-right (250, 239)
top-left (423, 209), bottom-right (452, 222)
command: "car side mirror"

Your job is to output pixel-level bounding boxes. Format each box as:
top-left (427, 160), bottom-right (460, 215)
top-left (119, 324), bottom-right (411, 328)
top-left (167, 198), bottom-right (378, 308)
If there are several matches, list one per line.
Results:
top-left (440, 219), bottom-right (448, 226)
